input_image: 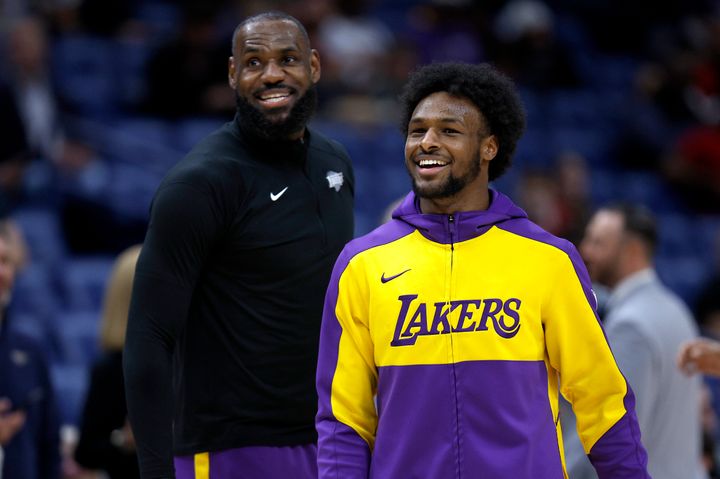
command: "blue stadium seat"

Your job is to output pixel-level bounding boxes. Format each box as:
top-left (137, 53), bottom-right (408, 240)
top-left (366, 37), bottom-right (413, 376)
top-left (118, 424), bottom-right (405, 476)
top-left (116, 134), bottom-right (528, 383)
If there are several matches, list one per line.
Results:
top-left (549, 126), bottom-right (612, 165)
top-left (53, 311), bottom-right (100, 365)
top-left (175, 118), bottom-right (225, 153)
top-left (695, 216), bottom-right (720, 256)
top-left (51, 35), bottom-right (117, 115)
top-left (107, 162), bottom-right (162, 220)
top-left (580, 55), bottom-right (639, 91)
top-left (114, 39), bottom-right (153, 106)
top-left (657, 213), bottom-right (695, 256)
top-left (547, 90), bottom-right (605, 127)
top-left (58, 257), bottom-right (114, 311)
top-left (12, 208), bottom-right (67, 266)
top-left (588, 168), bottom-right (621, 207)
top-left (102, 117), bottom-right (181, 174)
top-left (10, 263), bottom-right (61, 319)
top-left (514, 128), bottom-right (553, 168)
top-left (656, 255), bottom-right (711, 305)
top-left (620, 172), bottom-right (680, 213)
top-left (51, 364), bottom-right (89, 427)
top-left (133, 1), bottom-right (182, 42)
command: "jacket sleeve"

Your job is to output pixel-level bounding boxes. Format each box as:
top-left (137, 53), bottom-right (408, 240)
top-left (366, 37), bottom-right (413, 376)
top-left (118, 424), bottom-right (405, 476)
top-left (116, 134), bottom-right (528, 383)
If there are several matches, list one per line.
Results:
top-left (544, 246), bottom-right (649, 478)
top-left (123, 181), bottom-right (222, 478)
top-left (603, 321), bottom-right (657, 432)
top-left (316, 249), bottom-right (376, 479)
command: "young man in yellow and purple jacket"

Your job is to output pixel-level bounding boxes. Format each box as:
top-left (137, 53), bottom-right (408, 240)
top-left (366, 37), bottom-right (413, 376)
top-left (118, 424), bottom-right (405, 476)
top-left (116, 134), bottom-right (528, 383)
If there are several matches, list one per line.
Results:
top-left (316, 62), bottom-right (650, 479)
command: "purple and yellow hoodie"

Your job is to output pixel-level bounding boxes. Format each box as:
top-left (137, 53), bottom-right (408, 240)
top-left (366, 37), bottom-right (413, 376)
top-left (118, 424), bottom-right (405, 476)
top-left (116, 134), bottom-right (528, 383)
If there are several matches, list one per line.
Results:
top-left (316, 190), bottom-right (649, 479)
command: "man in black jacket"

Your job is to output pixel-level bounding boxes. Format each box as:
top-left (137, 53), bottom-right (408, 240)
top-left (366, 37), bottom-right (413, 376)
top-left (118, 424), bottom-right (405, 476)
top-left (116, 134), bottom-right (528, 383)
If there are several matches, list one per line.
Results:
top-left (123, 12), bottom-right (354, 479)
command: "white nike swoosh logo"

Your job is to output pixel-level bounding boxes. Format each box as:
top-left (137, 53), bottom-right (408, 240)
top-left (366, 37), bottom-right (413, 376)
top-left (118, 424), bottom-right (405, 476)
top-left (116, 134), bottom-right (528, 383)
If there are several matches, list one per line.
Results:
top-left (270, 187), bottom-right (288, 201)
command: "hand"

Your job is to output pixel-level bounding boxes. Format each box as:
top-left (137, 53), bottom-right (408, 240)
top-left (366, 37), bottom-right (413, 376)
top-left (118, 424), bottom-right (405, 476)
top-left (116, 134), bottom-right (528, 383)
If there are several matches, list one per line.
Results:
top-left (0, 397), bottom-right (27, 445)
top-left (121, 418), bottom-right (135, 451)
top-left (110, 418), bottom-right (136, 452)
top-left (678, 338), bottom-right (720, 377)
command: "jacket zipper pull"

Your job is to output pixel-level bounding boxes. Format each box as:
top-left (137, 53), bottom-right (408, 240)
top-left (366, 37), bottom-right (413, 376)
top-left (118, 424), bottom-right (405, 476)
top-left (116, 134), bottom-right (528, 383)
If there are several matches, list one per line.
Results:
top-left (448, 214), bottom-right (455, 247)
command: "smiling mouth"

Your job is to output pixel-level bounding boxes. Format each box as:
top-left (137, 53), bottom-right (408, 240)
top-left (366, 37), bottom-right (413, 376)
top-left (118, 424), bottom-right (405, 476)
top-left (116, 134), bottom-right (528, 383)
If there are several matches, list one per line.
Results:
top-left (255, 89), bottom-right (294, 108)
top-left (415, 153), bottom-right (450, 170)
top-left (417, 158), bottom-right (449, 168)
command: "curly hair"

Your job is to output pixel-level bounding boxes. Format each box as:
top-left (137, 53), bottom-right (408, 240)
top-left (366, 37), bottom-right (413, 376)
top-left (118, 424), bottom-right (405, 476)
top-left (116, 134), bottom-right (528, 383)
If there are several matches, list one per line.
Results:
top-left (399, 62), bottom-right (526, 181)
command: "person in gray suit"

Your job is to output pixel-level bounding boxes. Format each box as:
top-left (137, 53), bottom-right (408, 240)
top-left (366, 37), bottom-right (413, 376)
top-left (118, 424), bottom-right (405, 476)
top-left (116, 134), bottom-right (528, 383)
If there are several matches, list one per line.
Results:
top-left (562, 204), bottom-right (706, 479)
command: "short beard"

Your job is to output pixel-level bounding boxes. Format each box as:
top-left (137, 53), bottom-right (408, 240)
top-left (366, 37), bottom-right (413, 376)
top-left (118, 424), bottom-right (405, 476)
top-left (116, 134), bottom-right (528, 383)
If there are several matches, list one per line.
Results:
top-left (235, 86), bottom-right (318, 141)
top-left (410, 152), bottom-right (482, 200)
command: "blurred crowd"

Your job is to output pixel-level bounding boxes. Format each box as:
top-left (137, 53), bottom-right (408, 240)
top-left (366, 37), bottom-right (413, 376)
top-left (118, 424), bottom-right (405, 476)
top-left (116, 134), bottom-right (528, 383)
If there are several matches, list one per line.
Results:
top-left (1, 0), bottom-right (720, 477)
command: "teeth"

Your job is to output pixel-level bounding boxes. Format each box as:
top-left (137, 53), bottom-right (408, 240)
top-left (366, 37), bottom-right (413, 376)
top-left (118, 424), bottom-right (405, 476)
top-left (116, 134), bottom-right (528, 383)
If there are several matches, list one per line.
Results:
top-left (261, 93), bottom-right (289, 101)
top-left (262, 96), bottom-right (288, 104)
top-left (418, 159), bottom-right (447, 167)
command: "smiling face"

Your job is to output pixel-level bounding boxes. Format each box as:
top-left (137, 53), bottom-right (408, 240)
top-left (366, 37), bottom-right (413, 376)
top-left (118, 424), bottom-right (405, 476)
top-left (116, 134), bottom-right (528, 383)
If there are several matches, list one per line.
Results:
top-left (229, 19), bottom-right (320, 139)
top-left (404, 91), bottom-right (498, 214)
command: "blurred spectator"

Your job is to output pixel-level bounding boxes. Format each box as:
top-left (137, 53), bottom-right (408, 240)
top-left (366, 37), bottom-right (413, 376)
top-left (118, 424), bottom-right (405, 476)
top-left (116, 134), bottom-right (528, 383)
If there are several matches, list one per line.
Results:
top-left (556, 151), bottom-right (592, 245)
top-left (5, 16), bottom-right (64, 163)
top-left (491, 0), bottom-right (581, 89)
top-left (2, 15), bottom-right (104, 208)
top-left (0, 220), bottom-right (61, 479)
top-left (515, 152), bottom-right (590, 245)
top-left (74, 245), bottom-right (140, 479)
top-left (311, 0), bottom-right (407, 124)
top-left (515, 170), bottom-right (567, 235)
top-left (0, 83), bottom-right (31, 210)
top-left (613, 8), bottom-right (720, 171)
top-left (564, 204), bottom-right (705, 478)
top-left (316, 0), bottom-right (394, 92)
top-left (142, 5), bottom-right (234, 118)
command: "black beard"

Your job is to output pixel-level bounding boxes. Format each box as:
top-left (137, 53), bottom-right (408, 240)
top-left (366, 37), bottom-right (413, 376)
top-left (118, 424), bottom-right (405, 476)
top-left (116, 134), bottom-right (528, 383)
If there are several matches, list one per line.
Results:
top-left (235, 86), bottom-right (318, 141)
top-left (410, 152), bottom-right (482, 200)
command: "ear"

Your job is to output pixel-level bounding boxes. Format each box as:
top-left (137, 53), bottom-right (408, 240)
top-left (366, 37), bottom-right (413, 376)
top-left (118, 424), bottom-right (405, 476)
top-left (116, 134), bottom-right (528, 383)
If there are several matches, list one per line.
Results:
top-left (310, 49), bottom-right (321, 84)
top-left (228, 56), bottom-right (237, 89)
top-left (481, 135), bottom-right (498, 162)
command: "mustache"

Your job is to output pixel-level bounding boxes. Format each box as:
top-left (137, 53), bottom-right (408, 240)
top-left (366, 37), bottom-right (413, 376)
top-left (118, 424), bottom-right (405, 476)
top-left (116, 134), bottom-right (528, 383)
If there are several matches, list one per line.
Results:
top-left (252, 84), bottom-right (298, 97)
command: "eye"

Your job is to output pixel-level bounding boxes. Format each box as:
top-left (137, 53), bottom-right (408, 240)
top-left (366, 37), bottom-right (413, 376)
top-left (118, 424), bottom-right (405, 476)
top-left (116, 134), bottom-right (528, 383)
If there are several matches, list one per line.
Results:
top-left (283, 55), bottom-right (298, 64)
top-left (443, 128), bottom-right (460, 135)
top-left (246, 58), bottom-right (261, 68)
top-left (409, 128), bottom-right (426, 137)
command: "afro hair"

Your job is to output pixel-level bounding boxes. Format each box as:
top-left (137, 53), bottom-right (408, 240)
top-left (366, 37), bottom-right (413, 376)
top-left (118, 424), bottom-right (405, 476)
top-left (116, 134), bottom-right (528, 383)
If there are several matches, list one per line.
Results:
top-left (399, 62), bottom-right (526, 182)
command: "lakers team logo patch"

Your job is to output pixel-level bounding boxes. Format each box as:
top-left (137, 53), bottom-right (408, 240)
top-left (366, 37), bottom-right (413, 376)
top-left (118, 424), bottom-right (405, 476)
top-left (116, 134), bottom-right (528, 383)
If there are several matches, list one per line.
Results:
top-left (326, 171), bottom-right (344, 192)
top-left (390, 294), bottom-right (522, 346)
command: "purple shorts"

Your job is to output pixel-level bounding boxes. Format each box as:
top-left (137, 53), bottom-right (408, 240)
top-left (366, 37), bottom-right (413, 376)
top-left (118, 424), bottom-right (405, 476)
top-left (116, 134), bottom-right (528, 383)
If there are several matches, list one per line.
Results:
top-left (174, 444), bottom-right (317, 479)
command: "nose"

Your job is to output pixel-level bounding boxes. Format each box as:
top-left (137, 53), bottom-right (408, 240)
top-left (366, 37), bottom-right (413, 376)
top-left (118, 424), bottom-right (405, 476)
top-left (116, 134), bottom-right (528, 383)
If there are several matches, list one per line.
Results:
top-left (261, 60), bottom-right (284, 84)
top-left (419, 129), bottom-right (439, 152)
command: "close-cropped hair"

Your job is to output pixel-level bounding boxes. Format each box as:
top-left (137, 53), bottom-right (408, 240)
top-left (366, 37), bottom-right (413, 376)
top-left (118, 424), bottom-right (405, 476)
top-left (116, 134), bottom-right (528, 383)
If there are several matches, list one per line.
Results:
top-left (232, 11), bottom-right (311, 53)
top-left (399, 62), bottom-right (526, 181)
top-left (606, 203), bottom-right (658, 254)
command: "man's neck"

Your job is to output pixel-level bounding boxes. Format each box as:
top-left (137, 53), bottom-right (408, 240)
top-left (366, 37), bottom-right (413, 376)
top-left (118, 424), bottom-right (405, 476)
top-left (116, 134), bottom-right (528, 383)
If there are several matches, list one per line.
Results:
top-left (419, 189), bottom-right (490, 215)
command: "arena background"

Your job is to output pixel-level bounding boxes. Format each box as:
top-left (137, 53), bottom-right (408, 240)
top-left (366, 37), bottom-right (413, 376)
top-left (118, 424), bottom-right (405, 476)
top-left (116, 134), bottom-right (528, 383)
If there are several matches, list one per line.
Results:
top-left (1, 0), bottom-right (719, 474)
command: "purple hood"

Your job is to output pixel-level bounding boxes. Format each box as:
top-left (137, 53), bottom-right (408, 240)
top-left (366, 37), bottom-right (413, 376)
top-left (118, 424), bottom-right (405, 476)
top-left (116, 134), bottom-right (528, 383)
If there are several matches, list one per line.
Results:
top-left (391, 189), bottom-right (528, 244)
